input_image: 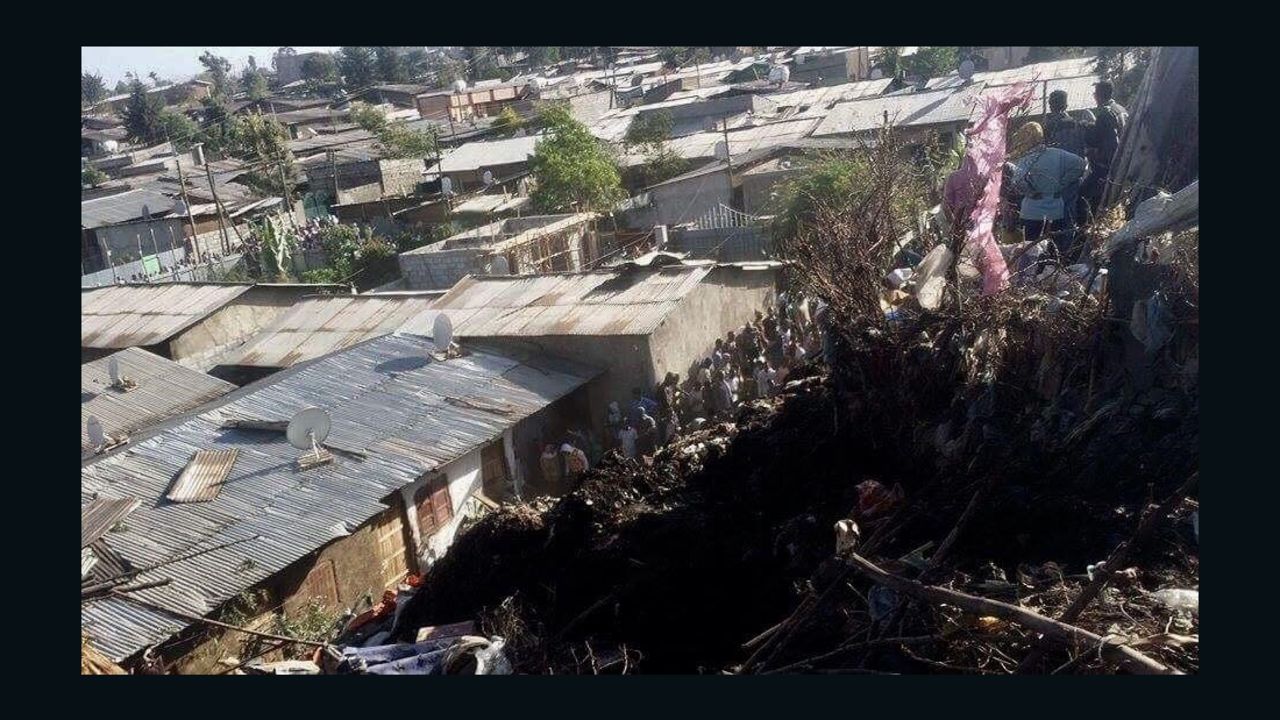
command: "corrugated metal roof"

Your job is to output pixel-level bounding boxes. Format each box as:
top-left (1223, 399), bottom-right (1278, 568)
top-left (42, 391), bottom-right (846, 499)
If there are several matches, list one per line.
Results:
top-left (167, 449), bottom-right (239, 503)
top-left (811, 84), bottom-right (984, 137)
top-left (81, 284), bottom-right (254, 350)
top-left (81, 333), bottom-right (596, 662)
top-left (82, 188), bottom-right (175, 229)
top-left (82, 348), bottom-right (236, 460)
top-left (927, 56), bottom-right (1099, 90)
top-left (427, 135), bottom-right (542, 175)
top-left (400, 266), bottom-right (713, 338)
top-left (82, 498), bottom-right (141, 549)
top-left (216, 295), bottom-right (440, 369)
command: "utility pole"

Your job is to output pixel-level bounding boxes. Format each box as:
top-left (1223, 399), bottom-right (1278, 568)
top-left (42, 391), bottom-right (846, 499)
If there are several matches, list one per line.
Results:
top-left (329, 148), bottom-right (340, 207)
top-left (202, 149), bottom-right (230, 254)
top-left (171, 137), bottom-right (204, 263)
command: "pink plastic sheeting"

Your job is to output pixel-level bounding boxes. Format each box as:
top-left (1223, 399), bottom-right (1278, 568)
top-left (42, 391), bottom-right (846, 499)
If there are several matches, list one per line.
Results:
top-left (954, 83), bottom-right (1034, 295)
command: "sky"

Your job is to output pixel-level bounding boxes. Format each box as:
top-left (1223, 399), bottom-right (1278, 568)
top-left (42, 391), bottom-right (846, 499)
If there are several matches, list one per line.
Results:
top-left (82, 47), bottom-right (339, 87)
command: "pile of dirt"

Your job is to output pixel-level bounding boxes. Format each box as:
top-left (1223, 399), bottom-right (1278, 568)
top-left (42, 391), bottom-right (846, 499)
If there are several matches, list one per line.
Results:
top-left (398, 218), bottom-right (1199, 675)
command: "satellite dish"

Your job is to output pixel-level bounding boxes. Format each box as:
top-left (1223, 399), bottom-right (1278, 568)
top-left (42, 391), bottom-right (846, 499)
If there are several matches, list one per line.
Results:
top-left (286, 407), bottom-right (331, 452)
top-left (440, 176), bottom-right (453, 196)
top-left (768, 64), bottom-right (790, 85)
top-left (453, 79), bottom-right (468, 93)
top-left (482, 170), bottom-right (494, 186)
top-left (491, 255), bottom-right (510, 275)
top-left (108, 357), bottom-right (121, 385)
top-left (87, 415), bottom-right (105, 449)
top-left (958, 59), bottom-right (976, 82)
top-left (433, 314), bottom-right (455, 354)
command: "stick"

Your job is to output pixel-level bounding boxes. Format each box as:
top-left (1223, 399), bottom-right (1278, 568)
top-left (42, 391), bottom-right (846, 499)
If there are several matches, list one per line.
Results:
top-left (1015, 471), bottom-right (1198, 673)
top-left (111, 591), bottom-right (332, 649)
top-left (925, 474), bottom-right (998, 575)
top-left (843, 552), bottom-right (1178, 675)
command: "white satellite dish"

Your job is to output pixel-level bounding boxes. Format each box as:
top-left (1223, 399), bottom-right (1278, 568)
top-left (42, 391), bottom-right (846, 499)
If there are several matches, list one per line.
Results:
top-left (87, 415), bottom-right (105, 449)
top-left (491, 255), bottom-right (510, 275)
top-left (108, 357), bottom-right (121, 386)
top-left (453, 79), bottom-right (468, 93)
top-left (768, 64), bottom-right (790, 85)
top-left (440, 176), bottom-right (454, 196)
top-left (958, 59), bottom-right (976, 82)
top-left (287, 407), bottom-right (331, 454)
top-left (433, 313), bottom-right (455, 355)
top-left (482, 170), bottom-right (494, 186)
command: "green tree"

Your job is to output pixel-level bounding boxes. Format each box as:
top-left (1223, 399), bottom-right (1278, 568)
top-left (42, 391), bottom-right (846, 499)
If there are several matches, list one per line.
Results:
top-left (82, 165), bottom-right (108, 187)
top-left (302, 54), bottom-right (340, 84)
top-left (624, 111), bottom-right (674, 149)
top-left (199, 51), bottom-right (233, 98)
top-left (338, 47), bottom-right (376, 88)
top-left (659, 47), bottom-right (690, 68)
top-left (113, 79), bottom-right (130, 95)
top-left (350, 101), bottom-right (388, 133)
top-left (640, 145), bottom-right (690, 187)
top-left (492, 106), bottom-right (525, 137)
top-left (529, 104), bottom-right (624, 212)
top-left (905, 47), bottom-right (959, 78)
top-left (121, 80), bottom-right (166, 144)
top-left (878, 47), bottom-right (904, 80)
top-left (241, 66), bottom-right (268, 100)
top-left (159, 110), bottom-right (199, 151)
top-left (1095, 46), bottom-right (1153, 106)
top-left (465, 47), bottom-right (504, 82)
top-left (197, 95), bottom-right (238, 156)
top-left (82, 72), bottom-right (107, 106)
top-left (523, 46), bottom-right (560, 68)
top-left (375, 47), bottom-right (408, 83)
top-left (233, 112), bottom-right (297, 198)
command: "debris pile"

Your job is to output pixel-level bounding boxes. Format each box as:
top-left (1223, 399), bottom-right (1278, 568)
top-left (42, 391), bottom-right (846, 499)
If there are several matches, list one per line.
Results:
top-left (395, 156), bottom-right (1198, 673)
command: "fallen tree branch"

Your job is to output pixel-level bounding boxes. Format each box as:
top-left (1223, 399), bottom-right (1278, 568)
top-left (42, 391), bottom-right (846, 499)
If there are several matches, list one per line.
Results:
top-left (763, 635), bottom-right (941, 674)
top-left (1015, 471), bottom-right (1198, 672)
top-left (843, 553), bottom-right (1179, 675)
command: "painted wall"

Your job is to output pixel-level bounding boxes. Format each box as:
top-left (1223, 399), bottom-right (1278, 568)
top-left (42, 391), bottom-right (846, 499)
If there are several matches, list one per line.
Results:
top-left (398, 448), bottom-right (484, 569)
top-left (649, 170), bottom-right (733, 226)
top-left (647, 266), bottom-right (779, 385)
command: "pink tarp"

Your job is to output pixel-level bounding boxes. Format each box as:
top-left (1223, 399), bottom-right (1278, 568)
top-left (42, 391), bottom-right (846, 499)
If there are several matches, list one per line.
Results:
top-left (953, 83), bottom-right (1034, 295)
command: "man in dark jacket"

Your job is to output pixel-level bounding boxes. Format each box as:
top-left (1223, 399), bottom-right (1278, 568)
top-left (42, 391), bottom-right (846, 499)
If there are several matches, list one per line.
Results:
top-left (1043, 89), bottom-right (1091, 236)
top-left (1082, 80), bottom-right (1129, 214)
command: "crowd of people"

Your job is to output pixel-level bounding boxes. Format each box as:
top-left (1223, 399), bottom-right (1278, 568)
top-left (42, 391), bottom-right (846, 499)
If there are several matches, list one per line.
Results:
top-left (605, 292), bottom-right (827, 461)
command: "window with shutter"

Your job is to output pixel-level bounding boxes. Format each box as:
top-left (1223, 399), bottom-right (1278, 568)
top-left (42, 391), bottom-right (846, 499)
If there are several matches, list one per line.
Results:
top-left (414, 474), bottom-right (454, 538)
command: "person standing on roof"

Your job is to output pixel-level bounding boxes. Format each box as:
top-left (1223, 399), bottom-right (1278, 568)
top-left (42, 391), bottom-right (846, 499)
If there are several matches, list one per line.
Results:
top-left (1082, 80), bottom-right (1129, 214)
top-left (1006, 121), bottom-right (1087, 249)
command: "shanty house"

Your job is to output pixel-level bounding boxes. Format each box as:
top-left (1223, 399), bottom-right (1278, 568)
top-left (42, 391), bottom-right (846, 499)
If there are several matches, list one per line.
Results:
top-left (211, 293), bottom-right (443, 384)
top-left (398, 213), bottom-right (599, 291)
top-left (81, 333), bottom-right (596, 672)
top-left (81, 347), bottom-right (236, 460)
top-left (81, 283), bottom-right (350, 369)
top-left (400, 263), bottom-right (780, 438)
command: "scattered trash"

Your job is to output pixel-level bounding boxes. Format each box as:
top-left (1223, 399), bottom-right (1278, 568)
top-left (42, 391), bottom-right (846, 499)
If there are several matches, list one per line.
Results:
top-left (243, 659), bottom-right (320, 675)
top-left (1149, 588), bottom-right (1199, 615)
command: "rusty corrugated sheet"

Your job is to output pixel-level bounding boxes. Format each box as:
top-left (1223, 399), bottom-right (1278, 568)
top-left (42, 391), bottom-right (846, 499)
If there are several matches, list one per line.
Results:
top-left (81, 284), bottom-right (254, 349)
top-left (400, 266), bottom-right (713, 338)
top-left (80, 334), bottom-right (598, 662)
top-left (81, 497), bottom-right (140, 548)
top-left (217, 295), bottom-right (439, 369)
top-left (82, 348), bottom-right (236, 460)
top-left (167, 449), bottom-right (239, 503)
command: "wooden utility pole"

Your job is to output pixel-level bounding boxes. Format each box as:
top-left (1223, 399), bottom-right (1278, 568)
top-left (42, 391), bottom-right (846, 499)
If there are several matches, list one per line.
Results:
top-left (202, 151), bottom-right (231, 254)
top-left (329, 148), bottom-right (340, 206)
top-left (171, 140), bottom-right (204, 263)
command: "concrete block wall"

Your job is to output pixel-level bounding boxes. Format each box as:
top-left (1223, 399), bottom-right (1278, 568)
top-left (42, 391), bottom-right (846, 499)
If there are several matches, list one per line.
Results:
top-left (399, 247), bottom-right (486, 290)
